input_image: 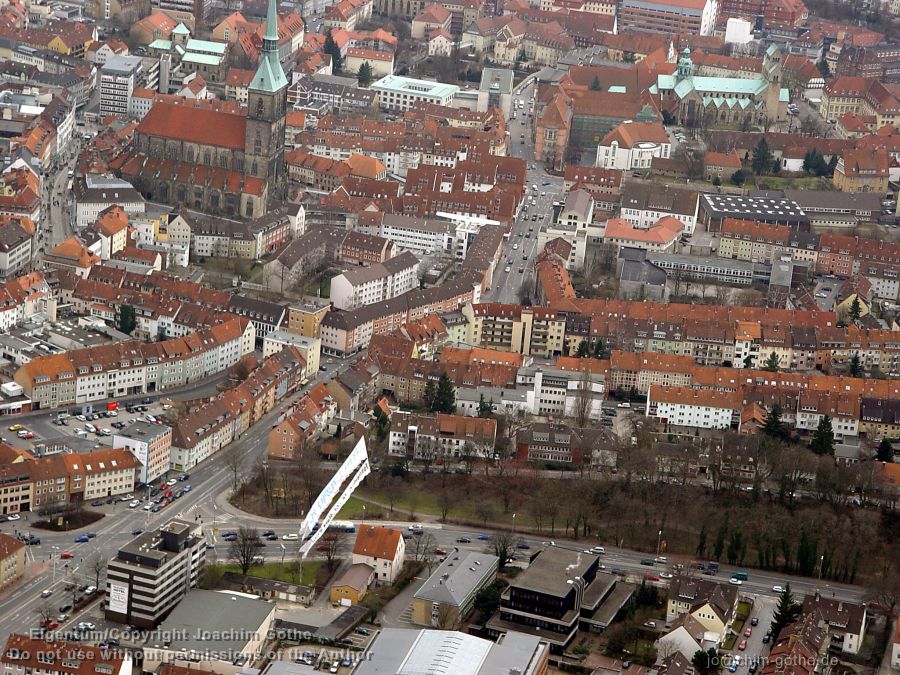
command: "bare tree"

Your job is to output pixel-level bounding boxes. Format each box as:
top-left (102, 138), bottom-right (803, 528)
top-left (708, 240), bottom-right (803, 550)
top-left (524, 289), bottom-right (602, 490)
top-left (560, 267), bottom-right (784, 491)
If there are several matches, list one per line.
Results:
top-left (474, 500), bottom-right (494, 526)
top-left (460, 441), bottom-right (478, 475)
top-left (298, 449), bottom-right (325, 512)
top-left (437, 485), bottom-right (456, 522)
top-left (88, 552), bottom-right (107, 590)
top-left (492, 531), bottom-right (515, 570)
top-left (37, 602), bottom-right (54, 624)
top-left (435, 604), bottom-right (458, 629)
top-left (229, 526), bottom-right (260, 575)
top-left (224, 443), bottom-right (244, 493)
top-left (322, 534), bottom-right (341, 571)
top-left (409, 531), bottom-right (437, 566)
top-left (573, 368), bottom-right (593, 428)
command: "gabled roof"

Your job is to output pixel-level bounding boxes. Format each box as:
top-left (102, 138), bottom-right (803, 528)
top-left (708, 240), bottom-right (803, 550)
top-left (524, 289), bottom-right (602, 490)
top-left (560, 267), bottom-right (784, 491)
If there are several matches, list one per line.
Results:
top-left (352, 525), bottom-right (402, 560)
top-left (137, 102), bottom-right (246, 150)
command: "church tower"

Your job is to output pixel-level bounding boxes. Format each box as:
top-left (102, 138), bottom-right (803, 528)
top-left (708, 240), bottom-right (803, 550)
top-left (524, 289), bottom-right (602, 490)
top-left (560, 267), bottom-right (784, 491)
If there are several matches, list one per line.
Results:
top-left (245, 0), bottom-right (288, 192)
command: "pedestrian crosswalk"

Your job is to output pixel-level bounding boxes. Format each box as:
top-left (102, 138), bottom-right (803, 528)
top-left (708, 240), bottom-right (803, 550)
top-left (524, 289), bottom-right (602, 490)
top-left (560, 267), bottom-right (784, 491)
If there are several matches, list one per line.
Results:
top-left (396, 604), bottom-right (413, 624)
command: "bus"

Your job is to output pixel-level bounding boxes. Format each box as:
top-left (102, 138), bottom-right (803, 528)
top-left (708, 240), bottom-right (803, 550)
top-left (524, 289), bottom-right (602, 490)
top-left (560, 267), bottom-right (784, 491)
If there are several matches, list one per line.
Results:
top-left (327, 520), bottom-right (356, 533)
top-left (731, 571), bottom-right (748, 581)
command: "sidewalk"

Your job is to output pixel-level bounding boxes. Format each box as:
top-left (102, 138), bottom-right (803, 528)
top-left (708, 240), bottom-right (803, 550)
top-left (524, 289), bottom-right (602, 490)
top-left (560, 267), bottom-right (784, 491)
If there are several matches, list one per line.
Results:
top-left (213, 489), bottom-right (444, 531)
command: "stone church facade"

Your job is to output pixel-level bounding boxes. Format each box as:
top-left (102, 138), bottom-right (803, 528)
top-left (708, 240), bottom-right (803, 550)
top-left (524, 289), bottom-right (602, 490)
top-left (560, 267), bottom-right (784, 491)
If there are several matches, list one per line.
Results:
top-left (114, 0), bottom-right (288, 218)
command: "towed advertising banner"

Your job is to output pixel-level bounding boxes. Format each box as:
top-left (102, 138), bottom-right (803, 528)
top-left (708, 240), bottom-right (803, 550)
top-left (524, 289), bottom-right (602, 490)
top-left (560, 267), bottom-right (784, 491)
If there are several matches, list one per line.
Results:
top-left (297, 437), bottom-right (369, 545)
top-left (299, 457), bottom-right (370, 558)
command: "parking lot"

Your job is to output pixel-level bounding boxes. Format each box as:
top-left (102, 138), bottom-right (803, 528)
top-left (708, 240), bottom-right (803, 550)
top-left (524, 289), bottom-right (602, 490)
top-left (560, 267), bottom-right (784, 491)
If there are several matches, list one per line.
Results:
top-left (1, 398), bottom-right (173, 458)
top-left (812, 276), bottom-right (841, 311)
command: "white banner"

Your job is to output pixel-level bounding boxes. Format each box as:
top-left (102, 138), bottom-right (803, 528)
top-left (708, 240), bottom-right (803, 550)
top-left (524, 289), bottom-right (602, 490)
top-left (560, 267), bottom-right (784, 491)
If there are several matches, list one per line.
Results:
top-left (299, 459), bottom-right (370, 557)
top-left (298, 438), bottom-right (368, 542)
top-left (108, 582), bottom-right (129, 614)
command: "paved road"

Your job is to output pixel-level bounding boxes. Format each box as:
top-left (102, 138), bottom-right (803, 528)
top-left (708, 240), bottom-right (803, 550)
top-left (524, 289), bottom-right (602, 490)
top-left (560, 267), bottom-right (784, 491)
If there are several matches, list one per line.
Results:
top-left (483, 82), bottom-right (566, 305)
top-left (0, 361), bottom-right (353, 643)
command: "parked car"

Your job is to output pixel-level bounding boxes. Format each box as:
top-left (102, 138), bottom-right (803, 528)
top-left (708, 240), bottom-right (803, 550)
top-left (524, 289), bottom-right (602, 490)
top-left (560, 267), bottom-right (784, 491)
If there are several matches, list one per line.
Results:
top-left (744, 627), bottom-right (752, 637)
top-left (738, 639), bottom-right (747, 651)
top-left (750, 617), bottom-right (759, 626)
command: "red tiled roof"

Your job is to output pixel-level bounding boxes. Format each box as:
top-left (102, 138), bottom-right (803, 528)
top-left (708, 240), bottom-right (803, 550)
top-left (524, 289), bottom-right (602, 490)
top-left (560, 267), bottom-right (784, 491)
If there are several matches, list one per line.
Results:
top-left (137, 102), bottom-right (246, 151)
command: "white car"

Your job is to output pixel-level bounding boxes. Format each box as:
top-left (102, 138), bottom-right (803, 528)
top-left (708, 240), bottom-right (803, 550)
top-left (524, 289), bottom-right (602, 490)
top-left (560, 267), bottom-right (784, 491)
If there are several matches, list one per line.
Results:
top-left (729, 578), bottom-right (743, 585)
top-left (167, 478), bottom-right (178, 486)
top-left (772, 585), bottom-right (784, 593)
top-left (282, 533), bottom-right (299, 541)
top-left (590, 546), bottom-right (605, 554)
top-left (128, 500), bottom-right (140, 508)
top-left (617, 402), bottom-right (631, 409)
top-left (143, 503), bottom-right (154, 511)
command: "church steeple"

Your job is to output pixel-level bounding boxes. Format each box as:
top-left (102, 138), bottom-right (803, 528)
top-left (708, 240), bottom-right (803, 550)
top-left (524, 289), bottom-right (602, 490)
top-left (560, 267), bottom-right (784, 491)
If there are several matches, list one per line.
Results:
top-left (249, 0), bottom-right (288, 94)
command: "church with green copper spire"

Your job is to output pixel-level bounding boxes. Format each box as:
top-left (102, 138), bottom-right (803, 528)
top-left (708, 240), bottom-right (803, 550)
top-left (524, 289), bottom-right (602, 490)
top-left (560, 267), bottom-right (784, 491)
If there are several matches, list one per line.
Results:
top-left (245, 0), bottom-right (289, 193)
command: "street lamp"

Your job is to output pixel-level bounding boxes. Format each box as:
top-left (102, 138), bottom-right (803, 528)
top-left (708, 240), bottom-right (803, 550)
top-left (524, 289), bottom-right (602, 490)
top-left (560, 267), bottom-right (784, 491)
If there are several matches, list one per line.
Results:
top-left (656, 530), bottom-right (662, 556)
top-left (362, 504), bottom-right (366, 525)
top-left (280, 543), bottom-right (286, 564)
top-left (512, 513), bottom-right (517, 535)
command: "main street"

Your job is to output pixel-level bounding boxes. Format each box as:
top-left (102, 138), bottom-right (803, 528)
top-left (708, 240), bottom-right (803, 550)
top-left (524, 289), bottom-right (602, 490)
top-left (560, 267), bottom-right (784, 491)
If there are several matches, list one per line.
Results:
top-left (0, 352), bottom-right (352, 643)
top-left (483, 80), bottom-right (566, 305)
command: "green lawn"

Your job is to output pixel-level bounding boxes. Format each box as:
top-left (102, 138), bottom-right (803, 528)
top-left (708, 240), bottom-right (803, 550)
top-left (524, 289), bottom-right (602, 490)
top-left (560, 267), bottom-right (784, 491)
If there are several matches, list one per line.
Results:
top-left (736, 601), bottom-right (752, 621)
top-left (624, 639), bottom-right (658, 666)
top-left (754, 175), bottom-right (831, 190)
top-left (337, 496), bottom-right (384, 519)
top-left (220, 561), bottom-right (322, 586)
top-left (356, 483), bottom-right (519, 526)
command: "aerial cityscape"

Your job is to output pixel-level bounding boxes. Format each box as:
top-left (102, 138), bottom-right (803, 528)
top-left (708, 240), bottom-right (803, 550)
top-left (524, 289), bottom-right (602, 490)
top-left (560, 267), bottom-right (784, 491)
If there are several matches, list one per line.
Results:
top-left (0, 0), bottom-right (897, 671)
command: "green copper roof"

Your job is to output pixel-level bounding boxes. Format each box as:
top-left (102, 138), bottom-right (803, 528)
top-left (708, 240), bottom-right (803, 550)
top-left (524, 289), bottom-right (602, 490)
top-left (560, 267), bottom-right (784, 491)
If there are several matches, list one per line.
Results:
top-left (148, 39), bottom-right (172, 50)
top-left (249, 0), bottom-right (288, 93)
top-left (660, 73), bottom-right (769, 99)
top-left (173, 22), bottom-right (190, 34)
top-left (186, 38), bottom-right (227, 55)
top-left (779, 87), bottom-right (790, 102)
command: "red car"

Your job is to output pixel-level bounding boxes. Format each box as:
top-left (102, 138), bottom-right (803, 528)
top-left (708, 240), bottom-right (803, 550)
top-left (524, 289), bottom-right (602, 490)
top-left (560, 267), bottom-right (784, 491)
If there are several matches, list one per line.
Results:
top-left (60, 552), bottom-right (74, 559)
top-left (738, 640), bottom-right (747, 651)
top-left (434, 547), bottom-right (447, 555)
top-left (744, 627), bottom-right (752, 637)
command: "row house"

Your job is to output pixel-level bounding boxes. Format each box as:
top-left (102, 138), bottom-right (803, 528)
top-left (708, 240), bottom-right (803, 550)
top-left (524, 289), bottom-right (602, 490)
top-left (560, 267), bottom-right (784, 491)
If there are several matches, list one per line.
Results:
top-left (320, 271), bottom-right (481, 354)
top-left (171, 346), bottom-right (305, 470)
top-left (388, 411), bottom-right (498, 459)
top-left (267, 383), bottom-right (337, 461)
top-left (1, 447), bottom-right (140, 514)
top-left (14, 317), bottom-right (255, 408)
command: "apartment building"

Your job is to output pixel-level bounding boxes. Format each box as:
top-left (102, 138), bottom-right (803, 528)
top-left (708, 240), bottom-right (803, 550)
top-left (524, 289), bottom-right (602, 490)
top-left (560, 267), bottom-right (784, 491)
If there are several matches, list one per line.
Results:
top-left (352, 525), bottom-right (405, 585)
top-left (330, 251), bottom-right (420, 310)
top-left (463, 304), bottom-right (566, 357)
top-left (0, 533), bottom-right (24, 590)
top-left (112, 422), bottom-right (172, 484)
top-left (105, 519), bottom-right (206, 628)
top-left (14, 317), bottom-right (254, 409)
top-left (666, 576), bottom-right (740, 641)
top-left (1, 636), bottom-right (131, 675)
top-left (514, 422), bottom-right (607, 465)
top-left (99, 55), bottom-right (144, 117)
top-left (360, 212), bottom-right (455, 256)
top-left (620, 182), bottom-right (700, 235)
top-left (320, 271), bottom-right (482, 355)
top-left (388, 411), bottom-right (498, 459)
top-left (717, 219), bottom-right (791, 263)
